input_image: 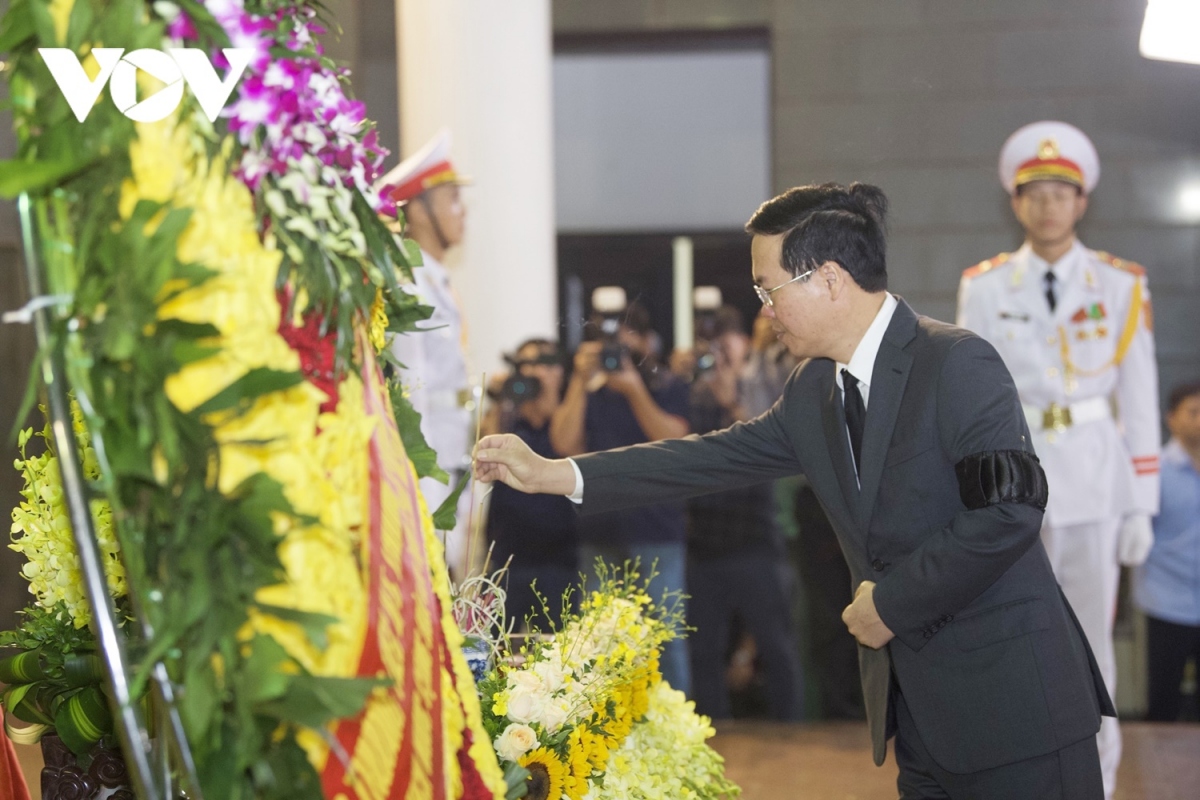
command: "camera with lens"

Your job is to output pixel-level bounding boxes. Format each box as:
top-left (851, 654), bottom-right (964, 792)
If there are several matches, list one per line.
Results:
top-left (692, 286), bottom-right (724, 375)
top-left (591, 286), bottom-right (630, 372)
top-left (488, 348), bottom-right (564, 405)
top-left (491, 373), bottom-right (543, 405)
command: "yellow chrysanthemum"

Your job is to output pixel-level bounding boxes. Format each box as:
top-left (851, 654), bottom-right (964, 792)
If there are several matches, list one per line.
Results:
top-left (519, 747), bottom-right (567, 800)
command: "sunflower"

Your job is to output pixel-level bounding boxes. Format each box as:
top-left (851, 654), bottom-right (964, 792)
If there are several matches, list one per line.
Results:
top-left (519, 747), bottom-right (567, 800)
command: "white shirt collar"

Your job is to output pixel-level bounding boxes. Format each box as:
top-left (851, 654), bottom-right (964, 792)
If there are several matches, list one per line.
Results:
top-left (1021, 238), bottom-right (1084, 283)
top-left (835, 293), bottom-right (898, 403)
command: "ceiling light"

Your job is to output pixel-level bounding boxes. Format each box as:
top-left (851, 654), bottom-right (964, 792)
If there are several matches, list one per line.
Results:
top-left (1140, 0), bottom-right (1200, 66)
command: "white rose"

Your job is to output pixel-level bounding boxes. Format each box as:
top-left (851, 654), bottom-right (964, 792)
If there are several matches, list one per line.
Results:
top-left (506, 686), bottom-right (547, 724)
top-left (532, 660), bottom-right (568, 693)
top-left (534, 696), bottom-right (573, 734)
top-left (494, 723), bottom-right (539, 763)
top-left (506, 669), bottom-right (544, 694)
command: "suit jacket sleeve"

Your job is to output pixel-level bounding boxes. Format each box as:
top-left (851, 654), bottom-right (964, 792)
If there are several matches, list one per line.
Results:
top-left (575, 378), bottom-right (803, 515)
top-left (873, 335), bottom-right (1046, 652)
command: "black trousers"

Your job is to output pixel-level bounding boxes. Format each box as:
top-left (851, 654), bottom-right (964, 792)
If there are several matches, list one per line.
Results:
top-left (688, 551), bottom-right (802, 720)
top-left (504, 562), bottom-right (577, 632)
top-left (792, 484), bottom-right (864, 719)
top-left (894, 690), bottom-right (1103, 799)
top-left (1145, 614), bottom-right (1200, 722)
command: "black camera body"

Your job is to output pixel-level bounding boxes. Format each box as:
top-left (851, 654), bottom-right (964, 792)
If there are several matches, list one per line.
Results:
top-left (597, 316), bottom-right (627, 372)
top-left (493, 374), bottom-right (543, 405)
top-left (599, 342), bottom-right (627, 372)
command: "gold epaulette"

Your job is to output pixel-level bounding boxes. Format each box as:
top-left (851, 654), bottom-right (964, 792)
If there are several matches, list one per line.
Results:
top-left (1093, 250), bottom-right (1146, 277)
top-left (962, 252), bottom-right (1010, 279)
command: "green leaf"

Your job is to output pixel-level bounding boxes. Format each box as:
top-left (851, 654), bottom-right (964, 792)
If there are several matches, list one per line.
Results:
top-left (179, 659), bottom-right (217, 747)
top-left (0, 0), bottom-right (35, 53)
top-left (155, 319), bottom-right (222, 340)
top-left (401, 238), bottom-right (424, 271)
top-left (7, 345), bottom-right (45, 445)
top-left (432, 472), bottom-right (470, 531)
top-left (251, 604), bottom-right (340, 651)
top-left (388, 381), bottom-right (449, 484)
top-left (0, 158), bottom-right (92, 198)
top-left (231, 472), bottom-right (296, 528)
top-left (384, 296), bottom-right (435, 335)
top-left (54, 687), bottom-right (112, 755)
top-left (255, 735), bottom-right (324, 800)
top-left (257, 674), bottom-right (387, 729)
top-left (241, 636), bottom-right (291, 705)
top-left (63, 654), bottom-right (105, 688)
top-left (190, 368), bottom-right (306, 417)
top-left (2, 684), bottom-right (35, 717)
top-left (504, 762), bottom-right (532, 799)
top-left (6, 684), bottom-right (54, 726)
top-left (0, 648), bottom-right (46, 683)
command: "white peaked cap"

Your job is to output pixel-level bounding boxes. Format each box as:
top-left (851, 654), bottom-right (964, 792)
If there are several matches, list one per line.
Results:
top-left (374, 128), bottom-right (464, 204)
top-left (999, 120), bottom-right (1100, 195)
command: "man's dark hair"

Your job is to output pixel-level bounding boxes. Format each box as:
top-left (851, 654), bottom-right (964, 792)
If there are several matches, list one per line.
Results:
top-left (516, 337), bottom-right (556, 355)
top-left (745, 182), bottom-right (889, 292)
top-left (1168, 380), bottom-right (1200, 413)
top-left (712, 305), bottom-right (745, 337)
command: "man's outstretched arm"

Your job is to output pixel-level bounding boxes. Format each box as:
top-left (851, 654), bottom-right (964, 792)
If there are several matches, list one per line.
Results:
top-left (476, 375), bottom-right (803, 511)
top-left (474, 434), bottom-right (579, 495)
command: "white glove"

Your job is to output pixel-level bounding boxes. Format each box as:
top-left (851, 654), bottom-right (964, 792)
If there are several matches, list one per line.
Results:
top-left (1117, 513), bottom-right (1155, 566)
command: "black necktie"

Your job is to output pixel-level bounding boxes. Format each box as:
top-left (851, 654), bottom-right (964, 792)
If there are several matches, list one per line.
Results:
top-left (1044, 271), bottom-right (1057, 313)
top-left (842, 369), bottom-right (865, 478)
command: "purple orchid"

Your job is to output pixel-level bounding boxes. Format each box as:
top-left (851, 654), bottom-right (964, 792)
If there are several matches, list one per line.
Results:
top-left (201, 0), bottom-right (390, 207)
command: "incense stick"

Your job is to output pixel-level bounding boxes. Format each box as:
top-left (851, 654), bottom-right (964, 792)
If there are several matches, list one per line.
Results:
top-left (464, 373), bottom-right (486, 577)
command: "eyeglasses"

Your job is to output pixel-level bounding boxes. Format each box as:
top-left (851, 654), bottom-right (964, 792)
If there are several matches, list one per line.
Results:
top-left (754, 268), bottom-right (816, 307)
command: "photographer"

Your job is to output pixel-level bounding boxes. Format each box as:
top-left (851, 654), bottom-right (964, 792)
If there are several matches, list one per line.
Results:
top-left (483, 339), bottom-right (579, 630)
top-left (686, 306), bottom-right (801, 721)
top-left (549, 302), bottom-right (692, 693)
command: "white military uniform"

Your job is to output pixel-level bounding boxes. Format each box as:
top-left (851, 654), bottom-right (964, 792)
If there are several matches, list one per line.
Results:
top-left (957, 121), bottom-right (1161, 799)
top-left (377, 131), bottom-right (476, 577)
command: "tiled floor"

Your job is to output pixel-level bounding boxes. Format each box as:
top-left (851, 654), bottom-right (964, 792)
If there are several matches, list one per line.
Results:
top-left (710, 721), bottom-right (1200, 799)
top-left (11, 721), bottom-right (1200, 799)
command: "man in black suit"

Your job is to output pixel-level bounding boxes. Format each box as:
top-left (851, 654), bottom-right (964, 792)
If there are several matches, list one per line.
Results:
top-left (475, 183), bottom-right (1114, 799)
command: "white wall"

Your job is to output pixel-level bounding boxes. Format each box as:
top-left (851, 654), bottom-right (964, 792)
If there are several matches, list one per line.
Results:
top-left (396, 0), bottom-right (558, 376)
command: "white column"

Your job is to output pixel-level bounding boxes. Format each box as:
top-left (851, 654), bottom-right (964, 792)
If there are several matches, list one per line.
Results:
top-left (395, 0), bottom-right (557, 376)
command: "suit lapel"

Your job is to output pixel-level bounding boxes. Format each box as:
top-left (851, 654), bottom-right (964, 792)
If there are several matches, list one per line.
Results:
top-left (856, 302), bottom-right (918, 525)
top-left (820, 363), bottom-right (861, 519)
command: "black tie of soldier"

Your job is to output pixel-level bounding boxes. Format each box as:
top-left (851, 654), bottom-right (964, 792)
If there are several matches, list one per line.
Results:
top-left (1044, 270), bottom-right (1057, 312)
top-left (842, 369), bottom-right (865, 479)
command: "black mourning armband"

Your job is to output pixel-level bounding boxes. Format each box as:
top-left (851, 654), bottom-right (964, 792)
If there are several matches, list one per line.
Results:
top-left (954, 450), bottom-right (1048, 511)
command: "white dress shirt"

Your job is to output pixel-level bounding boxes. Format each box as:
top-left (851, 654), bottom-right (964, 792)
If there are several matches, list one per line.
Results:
top-left (835, 293), bottom-right (898, 411)
top-left (836, 293), bottom-right (898, 485)
top-left (566, 293), bottom-right (899, 502)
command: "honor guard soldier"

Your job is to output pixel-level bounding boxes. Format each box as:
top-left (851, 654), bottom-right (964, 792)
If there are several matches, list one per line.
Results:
top-left (957, 121), bottom-right (1161, 798)
top-left (376, 130), bottom-right (474, 578)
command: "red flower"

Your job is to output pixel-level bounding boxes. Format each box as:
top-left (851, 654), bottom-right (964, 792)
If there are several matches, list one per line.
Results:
top-left (276, 288), bottom-right (340, 413)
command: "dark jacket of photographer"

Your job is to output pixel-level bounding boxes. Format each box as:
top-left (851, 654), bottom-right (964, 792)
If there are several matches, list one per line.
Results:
top-left (487, 417), bottom-right (579, 569)
top-left (580, 365), bottom-right (690, 546)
